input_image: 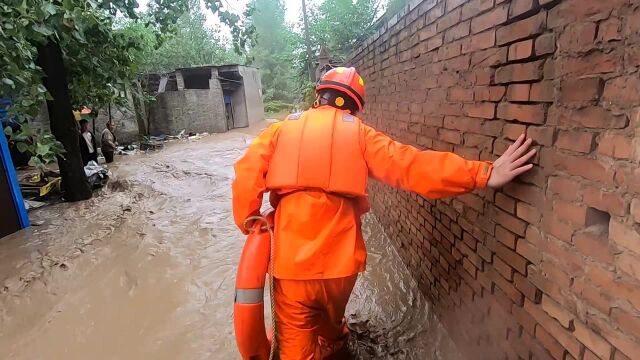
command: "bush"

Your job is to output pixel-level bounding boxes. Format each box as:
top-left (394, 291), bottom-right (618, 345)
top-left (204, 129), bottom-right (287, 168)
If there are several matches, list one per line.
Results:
top-left (264, 100), bottom-right (294, 115)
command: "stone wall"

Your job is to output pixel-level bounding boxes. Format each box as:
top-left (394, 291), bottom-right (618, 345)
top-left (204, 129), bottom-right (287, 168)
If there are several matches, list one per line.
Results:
top-left (148, 69), bottom-right (227, 135)
top-left (348, 0), bottom-right (640, 359)
top-left (238, 66), bottom-right (265, 126)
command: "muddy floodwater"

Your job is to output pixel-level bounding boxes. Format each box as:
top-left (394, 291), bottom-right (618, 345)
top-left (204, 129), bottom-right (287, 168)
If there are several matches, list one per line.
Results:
top-left (0, 124), bottom-right (462, 360)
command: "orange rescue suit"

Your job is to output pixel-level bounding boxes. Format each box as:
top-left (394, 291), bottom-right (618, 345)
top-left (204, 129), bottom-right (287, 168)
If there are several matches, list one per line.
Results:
top-left (232, 105), bottom-right (493, 280)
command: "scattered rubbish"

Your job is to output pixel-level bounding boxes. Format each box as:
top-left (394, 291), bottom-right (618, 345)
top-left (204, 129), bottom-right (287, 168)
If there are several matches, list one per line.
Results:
top-left (19, 171), bottom-right (62, 198)
top-left (117, 144), bottom-right (139, 156)
top-left (24, 200), bottom-right (47, 211)
top-left (84, 161), bottom-right (110, 189)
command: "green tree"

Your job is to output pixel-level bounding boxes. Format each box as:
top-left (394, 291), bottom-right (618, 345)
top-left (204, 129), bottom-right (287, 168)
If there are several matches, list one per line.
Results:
top-left (248, 0), bottom-right (298, 104)
top-left (1, 0), bottom-right (253, 201)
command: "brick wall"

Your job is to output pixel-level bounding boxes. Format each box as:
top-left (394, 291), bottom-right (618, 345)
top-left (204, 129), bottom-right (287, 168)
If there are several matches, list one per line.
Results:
top-left (348, 0), bottom-right (640, 359)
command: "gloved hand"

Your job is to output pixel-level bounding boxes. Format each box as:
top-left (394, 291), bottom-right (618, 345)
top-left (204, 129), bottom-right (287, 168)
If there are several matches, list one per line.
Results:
top-left (487, 134), bottom-right (536, 189)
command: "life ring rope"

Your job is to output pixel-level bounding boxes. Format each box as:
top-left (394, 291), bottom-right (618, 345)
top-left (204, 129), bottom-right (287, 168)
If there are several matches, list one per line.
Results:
top-left (243, 215), bottom-right (277, 360)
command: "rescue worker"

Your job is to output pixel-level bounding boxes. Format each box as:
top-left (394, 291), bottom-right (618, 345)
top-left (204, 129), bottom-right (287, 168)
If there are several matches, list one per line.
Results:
top-left (232, 67), bottom-right (535, 360)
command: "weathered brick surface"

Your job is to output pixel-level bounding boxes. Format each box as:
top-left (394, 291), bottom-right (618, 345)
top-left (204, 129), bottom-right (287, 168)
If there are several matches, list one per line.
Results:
top-left (347, 0), bottom-right (640, 359)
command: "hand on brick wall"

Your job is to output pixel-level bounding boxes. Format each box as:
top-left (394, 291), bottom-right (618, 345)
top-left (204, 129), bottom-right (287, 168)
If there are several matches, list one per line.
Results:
top-left (487, 134), bottom-right (536, 189)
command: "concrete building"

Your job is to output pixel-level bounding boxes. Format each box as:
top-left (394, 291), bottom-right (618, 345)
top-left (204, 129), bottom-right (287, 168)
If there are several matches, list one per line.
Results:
top-left (145, 65), bottom-right (264, 136)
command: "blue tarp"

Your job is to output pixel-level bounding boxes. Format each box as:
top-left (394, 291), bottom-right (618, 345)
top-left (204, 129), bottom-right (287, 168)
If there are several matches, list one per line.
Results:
top-left (0, 97), bottom-right (30, 230)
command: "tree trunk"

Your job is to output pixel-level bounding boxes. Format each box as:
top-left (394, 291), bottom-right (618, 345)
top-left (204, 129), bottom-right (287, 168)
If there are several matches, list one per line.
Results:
top-left (301, 0), bottom-right (315, 82)
top-left (132, 79), bottom-right (148, 136)
top-left (37, 40), bottom-right (92, 202)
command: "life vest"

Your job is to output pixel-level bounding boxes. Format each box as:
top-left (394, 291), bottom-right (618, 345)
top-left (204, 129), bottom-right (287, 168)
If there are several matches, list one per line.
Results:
top-left (266, 106), bottom-right (368, 197)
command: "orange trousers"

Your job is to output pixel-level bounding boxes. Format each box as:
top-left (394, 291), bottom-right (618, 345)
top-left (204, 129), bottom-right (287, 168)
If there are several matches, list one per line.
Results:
top-left (274, 275), bottom-right (358, 360)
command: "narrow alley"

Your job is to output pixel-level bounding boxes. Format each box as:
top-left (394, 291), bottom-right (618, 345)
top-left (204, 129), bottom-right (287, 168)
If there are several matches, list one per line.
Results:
top-left (0, 125), bottom-right (461, 360)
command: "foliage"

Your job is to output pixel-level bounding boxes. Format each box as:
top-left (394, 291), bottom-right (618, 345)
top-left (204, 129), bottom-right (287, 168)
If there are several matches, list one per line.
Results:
top-left (306, 0), bottom-right (381, 62)
top-left (248, 0), bottom-right (299, 103)
top-left (264, 100), bottom-right (294, 115)
top-left (123, 7), bottom-right (242, 74)
top-left (4, 122), bottom-right (65, 174)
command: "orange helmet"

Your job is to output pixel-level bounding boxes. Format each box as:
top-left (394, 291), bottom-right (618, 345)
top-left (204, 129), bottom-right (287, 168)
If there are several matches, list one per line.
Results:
top-left (316, 67), bottom-right (366, 111)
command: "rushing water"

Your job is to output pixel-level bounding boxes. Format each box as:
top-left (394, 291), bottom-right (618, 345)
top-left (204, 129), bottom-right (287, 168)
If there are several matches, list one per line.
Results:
top-left (0, 125), bottom-right (461, 360)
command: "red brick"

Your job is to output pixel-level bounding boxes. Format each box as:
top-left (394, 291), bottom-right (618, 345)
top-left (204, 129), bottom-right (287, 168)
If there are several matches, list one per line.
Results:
top-left (574, 278), bottom-right (611, 315)
top-left (611, 308), bottom-right (640, 341)
top-left (632, 199), bottom-right (640, 224)
top-left (436, 7), bottom-right (462, 32)
top-left (517, 239), bottom-right (542, 268)
top-left (597, 18), bottom-right (622, 42)
top-left (514, 272), bottom-right (541, 303)
top-left (541, 295), bottom-right (574, 329)
top-left (503, 123), bottom-right (527, 140)
top-left (495, 241), bottom-right (528, 274)
top-left (588, 313), bottom-right (640, 360)
top-left (609, 220), bottom-right (640, 255)
top-left (558, 21), bottom-right (597, 53)
top-left (497, 103), bottom-right (545, 124)
top-left (473, 68), bottom-right (494, 85)
top-left (496, 225), bottom-right (518, 249)
top-left (463, 133), bottom-right (493, 151)
top-left (557, 51), bottom-right (621, 76)
top-left (542, 215), bottom-right (574, 243)
top-left (438, 129), bottom-right (463, 145)
top-left (490, 267), bottom-right (524, 304)
top-left (526, 126), bottom-right (554, 146)
top-left (437, 41), bottom-right (463, 60)
top-left (509, 0), bottom-right (537, 18)
top-left (583, 186), bottom-right (626, 217)
top-left (506, 83), bottom-right (531, 101)
top-left (508, 39), bottom-right (534, 60)
top-left (517, 201), bottom-right (541, 224)
top-left (494, 207), bottom-right (528, 237)
top-left (559, 77), bottom-right (603, 103)
top-left (471, 4), bottom-right (508, 33)
top-left (575, 228), bottom-right (614, 263)
top-left (573, 321), bottom-right (612, 360)
top-left (495, 60), bottom-right (544, 83)
top-left (552, 152), bottom-right (615, 184)
top-left (497, 11), bottom-right (547, 45)
top-left (597, 133), bottom-right (633, 159)
top-left (548, 105), bottom-right (628, 129)
top-left (447, 87), bottom-right (473, 102)
top-left (512, 302), bottom-right (537, 335)
top-left (535, 33), bottom-right (556, 55)
top-left (530, 81), bottom-right (554, 102)
top-left (526, 299), bottom-right (583, 359)
top-left (494, 255), bottom-right (514, 280)
top-left (461, 0), bottom-right (494, 21)
top-left (504, 182), bottom-right (544, 208)
top-left (446, 0), bottom-right (467, 12)
top-left (463, 102), bottom-right (496, 119)
top-left (616, 251), bottom-right (640, 282)
top-left (474, 85), bottom-right (506, 102)
top-left (555, 130), bottom-right (594, 153)
top-left (444, 20), bottom-right (471, 42)
top-left (547, 0), bottom-right (627, 28)
top-left (535, 324), bottom-right (566, 360)
top-left (461, 29), bottom-right (496, 53)
top-left (495, 192), bottom-right (516, 213)
top-left (552, 200), bottom-right (587, 226)
top-left (471, 47), bottom-right (508, 67)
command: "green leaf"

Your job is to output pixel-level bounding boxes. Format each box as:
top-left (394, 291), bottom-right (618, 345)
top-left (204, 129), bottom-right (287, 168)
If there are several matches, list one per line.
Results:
top-left (36, 143), bottom-right (51, 156)
top-left (1, 78), bottom-right (14, 86)
top-left (20, 122), bottom-right (33, 137)
top-left (16, 142), bottom-right (29, 153)
top-left (42, 2), bottom-right (57, 17)
top-left (28, 156), bottom-right (42, 167)
top-left (4, 126), bottom-right (12, 136)
top-left (32, 24), bottom-right (54, 36)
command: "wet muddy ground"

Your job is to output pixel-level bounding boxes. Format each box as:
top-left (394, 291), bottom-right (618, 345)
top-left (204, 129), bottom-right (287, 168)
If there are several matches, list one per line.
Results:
top-left (0, 124), bottom-right (462, 360)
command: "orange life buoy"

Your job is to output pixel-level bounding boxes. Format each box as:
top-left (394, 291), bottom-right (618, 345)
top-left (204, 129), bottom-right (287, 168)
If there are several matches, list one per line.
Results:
top-left (234, 211), bottom-right (274, 360)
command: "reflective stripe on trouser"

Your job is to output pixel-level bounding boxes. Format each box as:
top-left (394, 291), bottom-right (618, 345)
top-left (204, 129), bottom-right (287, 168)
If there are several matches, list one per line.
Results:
top-left (274, 275), bottom-right (357, 360)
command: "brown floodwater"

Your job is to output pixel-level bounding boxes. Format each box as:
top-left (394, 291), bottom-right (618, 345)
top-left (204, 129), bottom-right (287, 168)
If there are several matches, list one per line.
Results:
top-left (0, 125), bottom-right (462, 360)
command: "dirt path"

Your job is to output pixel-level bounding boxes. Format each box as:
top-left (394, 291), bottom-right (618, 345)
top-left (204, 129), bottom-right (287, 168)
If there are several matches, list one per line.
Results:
top-left (0, 124), bottom-right (461, 360)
